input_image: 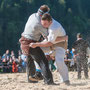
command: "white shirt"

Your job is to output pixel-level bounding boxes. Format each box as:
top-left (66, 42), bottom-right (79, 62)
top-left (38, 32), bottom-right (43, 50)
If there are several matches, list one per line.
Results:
top-left (47, 19), bottom-right (66, 44)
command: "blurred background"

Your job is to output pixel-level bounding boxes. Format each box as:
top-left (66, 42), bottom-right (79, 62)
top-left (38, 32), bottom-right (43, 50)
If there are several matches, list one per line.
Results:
top-left (0, 0), bottom-right (90, 56)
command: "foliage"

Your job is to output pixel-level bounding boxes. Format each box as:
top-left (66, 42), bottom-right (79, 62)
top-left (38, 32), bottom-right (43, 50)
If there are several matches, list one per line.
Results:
top-left (0, 0), bottom-right (90, 55)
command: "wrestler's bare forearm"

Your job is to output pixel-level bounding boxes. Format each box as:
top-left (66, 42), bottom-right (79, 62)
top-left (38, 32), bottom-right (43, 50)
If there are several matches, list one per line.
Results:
top-left (55, 35), bottom-right (68, 42)
top-left (29, 35), bottom-right (68, 48)
top-left (37, 35), bottom-right (68, 47)
top-left (34, 41), bottom-right (53, 47)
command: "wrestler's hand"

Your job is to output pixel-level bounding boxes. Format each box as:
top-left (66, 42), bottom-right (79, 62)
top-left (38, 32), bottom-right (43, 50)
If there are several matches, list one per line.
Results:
top-left (29, 43), bottom-right (37, 48)
top-left (65, 36), bottom-right (68, 41)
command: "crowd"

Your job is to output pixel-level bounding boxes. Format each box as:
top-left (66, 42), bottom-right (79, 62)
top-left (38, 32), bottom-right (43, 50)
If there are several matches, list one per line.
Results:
top-left (46, 48), bottom-right (90, 72)
top-left (45, 49), bottom-right (76, 72)
top-left (0, 48), bottom-right (90, 73)
top-left (0, 50), bottom-right (27, 73)
top-left (0, 47), bottom-right (90, 74)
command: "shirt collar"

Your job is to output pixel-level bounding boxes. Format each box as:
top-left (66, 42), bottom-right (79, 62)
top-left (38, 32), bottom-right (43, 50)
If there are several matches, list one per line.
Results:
top-left (77, 38), bottom-right (82, 41)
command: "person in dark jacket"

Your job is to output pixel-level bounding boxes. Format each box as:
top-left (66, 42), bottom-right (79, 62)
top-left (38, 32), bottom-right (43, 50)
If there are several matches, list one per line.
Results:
top-left (72, 33), bottom-right (90, 79)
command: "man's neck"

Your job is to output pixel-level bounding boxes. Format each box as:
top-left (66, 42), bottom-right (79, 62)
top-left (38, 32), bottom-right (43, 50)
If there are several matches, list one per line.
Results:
top-left (77, 38), bottom-right (82, 40)
top-left (48, 20), bottom-right (53, 28)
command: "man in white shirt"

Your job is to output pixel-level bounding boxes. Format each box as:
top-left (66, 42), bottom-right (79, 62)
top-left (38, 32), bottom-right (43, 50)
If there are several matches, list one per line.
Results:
top-left (29, 13), bottom-right (70, 85)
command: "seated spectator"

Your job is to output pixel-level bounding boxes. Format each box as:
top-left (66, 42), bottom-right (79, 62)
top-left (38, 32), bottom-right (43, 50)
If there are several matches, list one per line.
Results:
top-left (18, 50), bottom-right (22, 57)
top-left (10, 50), bottom-right (15, 58)
top-left (2, 58), bottom-right (8, 73)
top-left (20, 54), bottom-right (27, 72)
top-left (70, 48), bottom-right (77, 71)
top-left (2, 50), bottom-right (10, 62)
top-left (0, 56), bottom-right (3, 73)
top-left (17, 56), bottom-right (23, 72)
top-left (7, 57), bottom-right (13, 73)
top-left (21, 57), bottom-right (27, 72)
top-left (45, 53), bottom-right (56, 71)
top-left (64, 49), bottom-right (71, 70)
top-left (12, 57), bottom-right (18, 73)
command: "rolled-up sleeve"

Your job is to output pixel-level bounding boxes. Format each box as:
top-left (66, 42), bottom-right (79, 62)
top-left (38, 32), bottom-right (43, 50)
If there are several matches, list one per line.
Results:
top-left (48, 29), bottom-right (58, 43)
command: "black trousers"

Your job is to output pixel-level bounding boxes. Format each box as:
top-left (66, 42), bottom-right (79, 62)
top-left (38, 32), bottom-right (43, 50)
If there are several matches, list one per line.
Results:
top-left (26, 55), bottom-right (36, 80)
top-left (76, 55), bottom-right (88, 78)
top-left (27, 47), bottom-right (53, 84)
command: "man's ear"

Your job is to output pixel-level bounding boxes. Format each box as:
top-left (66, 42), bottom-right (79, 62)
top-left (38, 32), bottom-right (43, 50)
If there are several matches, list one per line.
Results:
top-left (50, 21), bottom-right (52, 24)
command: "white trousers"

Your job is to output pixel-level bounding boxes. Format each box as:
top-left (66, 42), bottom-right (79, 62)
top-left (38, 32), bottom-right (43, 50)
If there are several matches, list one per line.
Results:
top-left (35, 47), bottom-right (69, 82)
top-left (55, 47), bottom-right (69, 82)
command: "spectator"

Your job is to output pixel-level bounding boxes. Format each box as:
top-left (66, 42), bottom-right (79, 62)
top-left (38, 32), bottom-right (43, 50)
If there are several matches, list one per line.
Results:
top-left (12, 57), bottom-right (18, 73)
top-left (2, 58), bottom-right (8, 73)
top-left (18, 50), bottom-right (22, 57)
top-left (64, 49), bottom-right (71, 70)
top-left (65, 49), bottom-right (71, 60)
top-left (45, 53), bottom-right (56, 71)
top-left (11, 51), bottom-right (15, 58)
top-left (2, 50), bottom-right (10, 62)
top-left (70, 48), bottom-right (77, 71)
top-left (17, 56), bottom-right (23, 72)
top-left (7, 57), bottom-right (13, 73)
top-left (0, 56), bottom-right (3, 73)
top-left (72, 33), bottom-right (90, 79)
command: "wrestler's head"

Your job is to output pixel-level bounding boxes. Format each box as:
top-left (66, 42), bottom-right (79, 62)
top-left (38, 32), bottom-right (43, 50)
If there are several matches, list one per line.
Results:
top-left (38, 5), bottom-right (50, 16)
top-left (41, 13), bottom-right (52, 28)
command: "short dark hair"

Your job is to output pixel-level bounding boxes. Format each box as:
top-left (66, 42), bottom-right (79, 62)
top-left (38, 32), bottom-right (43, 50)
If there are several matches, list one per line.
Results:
top-left (77, 33), bottom-right (82, 38)
top-left (41, 13), bottom-right (52, 22)
top-left (39, 5), bottom-right (50, 13)
top-left (38, 5), bottom-right (50, 16)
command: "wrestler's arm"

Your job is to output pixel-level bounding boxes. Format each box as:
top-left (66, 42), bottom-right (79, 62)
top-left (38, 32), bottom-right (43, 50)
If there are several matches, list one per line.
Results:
top-left (29, 41), bottom-right (53, 48)
top-left (39, 35), bottom-right (68, 47)
top-left (55, 35), bottom-right (68, 42)
top-left (29, 35), bottom-right (68, 48)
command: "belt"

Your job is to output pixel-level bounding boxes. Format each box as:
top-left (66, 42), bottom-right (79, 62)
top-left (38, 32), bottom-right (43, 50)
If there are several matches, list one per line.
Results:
top-left (19, 36), bottom-right (37, 55)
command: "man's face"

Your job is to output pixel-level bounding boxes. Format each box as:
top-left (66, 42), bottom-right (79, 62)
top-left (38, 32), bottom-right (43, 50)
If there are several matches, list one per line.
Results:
top-left (41, 20), bottom-right (52, 28)
top-left (6, 50), bottom-right (9, 54)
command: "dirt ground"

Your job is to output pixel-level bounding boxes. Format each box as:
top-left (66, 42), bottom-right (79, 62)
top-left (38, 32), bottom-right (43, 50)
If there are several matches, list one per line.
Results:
top-left (0, 70), bottom-right (90, 90)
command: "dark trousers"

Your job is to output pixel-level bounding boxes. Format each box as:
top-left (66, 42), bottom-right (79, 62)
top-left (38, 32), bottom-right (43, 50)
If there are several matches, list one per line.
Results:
top-left (76, 55), bottom-right (88, 78)
top-left (26, 55), bottom-right (36, 81)
top-left (28, 47), bottom-right (53, 84)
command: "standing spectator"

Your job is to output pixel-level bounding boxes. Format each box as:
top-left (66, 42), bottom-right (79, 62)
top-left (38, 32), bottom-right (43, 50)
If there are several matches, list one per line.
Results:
top-left (72, 33), bottom-right (90, 79)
